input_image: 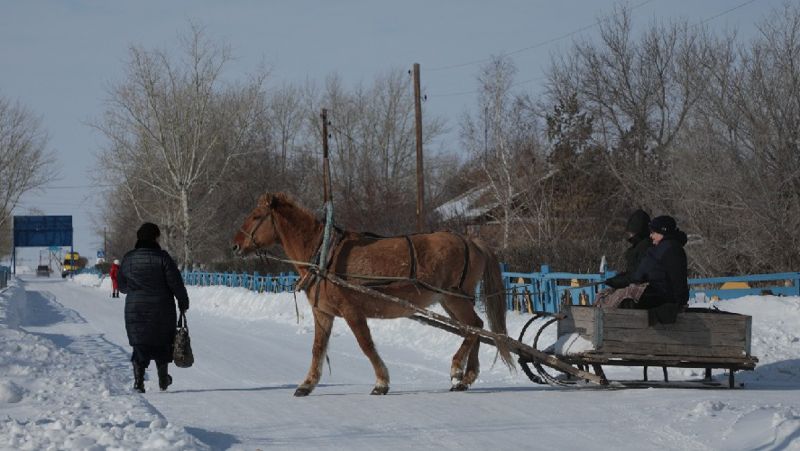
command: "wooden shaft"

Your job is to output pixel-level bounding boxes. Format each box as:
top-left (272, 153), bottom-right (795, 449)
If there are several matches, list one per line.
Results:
top-left (320, 271), bottom-right (605, 385)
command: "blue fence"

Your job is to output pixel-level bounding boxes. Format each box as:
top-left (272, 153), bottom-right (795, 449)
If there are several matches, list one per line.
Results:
top-left (503, 264), bottom-right (616, 313)
top-left (176, 266), bottom-right (799, 314)
top-left (503, 266), bottom-right (800, 313)
top-left (0, 265), bottom-right (10, 289)
top-left (182, 271), bottom-right (299, 293)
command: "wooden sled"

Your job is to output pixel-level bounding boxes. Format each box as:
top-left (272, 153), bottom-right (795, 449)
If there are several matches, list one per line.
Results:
top-left (519, 305), bottom-right (758, 388)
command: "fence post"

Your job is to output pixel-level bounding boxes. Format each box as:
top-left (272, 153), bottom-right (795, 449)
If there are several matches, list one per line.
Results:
top-left (540, 265), bottom-right (556, 313)
top-left (498, 263), bottom-right (509, 311)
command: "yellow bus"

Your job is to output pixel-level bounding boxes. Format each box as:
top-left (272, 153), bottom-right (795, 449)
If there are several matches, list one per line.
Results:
top-left (62, 252), bottom-right (81, 278)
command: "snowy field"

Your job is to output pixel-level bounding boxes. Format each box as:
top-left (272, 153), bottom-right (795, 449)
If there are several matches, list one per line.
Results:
top-left (0, 273), bottom-right (798, 450)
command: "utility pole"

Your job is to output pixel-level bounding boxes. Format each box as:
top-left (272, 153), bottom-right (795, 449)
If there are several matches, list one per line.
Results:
top-left (321, 108), bottom-right (331, 202)
top-left (318, 108), bottom-right (334, 275)
top-left (413, 63), bottom-right (425, 233)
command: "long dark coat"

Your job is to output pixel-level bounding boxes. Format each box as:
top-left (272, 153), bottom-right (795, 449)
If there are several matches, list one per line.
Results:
top-left (606, 209), bottom-right (652, 289)
top-left (631, 230), bottom-right (689, 308)
top-left (118, 241), bottom-right (189, 348)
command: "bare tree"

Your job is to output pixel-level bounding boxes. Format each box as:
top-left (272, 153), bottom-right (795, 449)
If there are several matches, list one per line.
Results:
top-left (461, 56), bottom-right (542, 252)
top-left (95, 24), bottom-right (268, 265)
top-left (547, 5), bottom-right (710, 208)
top-left (674, 3), bottom-right (800, 274)
top-left (312, 70), bottom-right (445, 234)
top-left (0, 95), bottom-right (56, 255)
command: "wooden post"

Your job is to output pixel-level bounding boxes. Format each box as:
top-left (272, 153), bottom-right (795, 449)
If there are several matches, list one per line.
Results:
top-left (319, 108), bottom-right (334, 275)
top-left (413, 63), bottom-right (425, 233)
top-left (321, 108), bottom-right (331, 203)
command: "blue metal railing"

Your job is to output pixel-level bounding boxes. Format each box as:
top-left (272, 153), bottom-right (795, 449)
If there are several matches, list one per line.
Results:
top-left (74, 267), bottom-right (102, 276)
top-left (174, 266), bottom-right (798, 314)
top-left (0, 265), bottom-right (10, 289)
top-left (688, 272), bottom-right (800, 300)
top-left (502, 264), bottom-right (617, 313)
top-left (181, 270), bottom-right (299, 293)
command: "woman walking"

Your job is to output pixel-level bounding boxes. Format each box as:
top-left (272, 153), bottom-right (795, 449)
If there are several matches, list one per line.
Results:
top-left (118, 223), bottom-right (190, 393)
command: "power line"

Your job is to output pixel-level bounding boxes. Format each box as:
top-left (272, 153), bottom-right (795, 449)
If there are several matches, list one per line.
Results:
top-left (427, 0), bottom-right (658, 72)
top-left (701, 0), bottom-right (761, 24)
top-left (426, 0), bottom-right (766, 99)
top-left (429, 75), bottom-right (547, 99)
top-left (39, 183), bottom-right (114, 189)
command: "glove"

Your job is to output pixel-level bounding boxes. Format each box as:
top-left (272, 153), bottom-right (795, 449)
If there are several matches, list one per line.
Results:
top-left (604, 274), bottom-right (626, 289)
top-left (178, 299), bottom-right (189, 312)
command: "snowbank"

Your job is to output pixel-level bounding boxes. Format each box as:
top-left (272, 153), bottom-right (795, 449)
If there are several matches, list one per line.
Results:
top-left (0, 278), bottom-right (205, 450)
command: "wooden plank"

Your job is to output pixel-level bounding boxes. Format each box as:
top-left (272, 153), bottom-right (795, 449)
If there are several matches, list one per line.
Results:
top-left (564, 352), bottom-right (758, 366)
top-left (745, 316), bottom-right (752, 356)
top-left (601, 328), bottom-right (746, 348)
top-left (558, 306), bottom-right (596, 341)
top-left (599, 310), bottom-right (749, 333)
top-left (601, 308), bottom-right (749, 325)
top-left (598, 340), bottom-right (747, 358)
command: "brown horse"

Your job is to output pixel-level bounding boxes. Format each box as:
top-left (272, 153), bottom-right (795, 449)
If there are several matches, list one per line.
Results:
top-left (232, 193), bottom-right (512, 396)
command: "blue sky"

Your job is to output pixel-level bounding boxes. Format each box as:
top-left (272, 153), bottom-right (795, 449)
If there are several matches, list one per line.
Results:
top-left (0, 0), bottom-right (780, 261)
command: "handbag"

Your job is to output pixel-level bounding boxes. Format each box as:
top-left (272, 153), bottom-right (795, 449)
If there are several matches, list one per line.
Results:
top-left (173, 312), bottom-right (194, 368)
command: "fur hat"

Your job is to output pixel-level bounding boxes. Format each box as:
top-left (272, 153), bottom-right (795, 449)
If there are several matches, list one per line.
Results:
top-left (649, 215), bottom-right (677, 235)
top-left (113, 259), bottom-right (120, 265)
top-left (136, 222), bottom-right (161, 242)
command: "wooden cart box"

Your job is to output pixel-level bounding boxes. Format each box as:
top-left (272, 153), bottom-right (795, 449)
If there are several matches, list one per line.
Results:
top-left (555, 305), bottom-right (758, 387)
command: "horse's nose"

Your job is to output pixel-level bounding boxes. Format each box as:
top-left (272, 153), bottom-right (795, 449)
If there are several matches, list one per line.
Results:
top-left (231, 244), bottom-right (240, 255)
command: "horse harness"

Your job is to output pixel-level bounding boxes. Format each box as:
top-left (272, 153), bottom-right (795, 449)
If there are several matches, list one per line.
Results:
top-left (242, 208), bottom-right (476, 302)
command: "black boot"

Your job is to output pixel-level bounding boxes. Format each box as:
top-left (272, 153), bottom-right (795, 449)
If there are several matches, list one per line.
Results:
top-left (132, 361), bottom-right (146, 393)
top-left (156, 362), bottom-right (172, 391)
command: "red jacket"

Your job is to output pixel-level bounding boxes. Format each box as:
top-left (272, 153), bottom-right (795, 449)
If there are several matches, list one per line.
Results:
top-left (110, 263), bottom-right (120, 288)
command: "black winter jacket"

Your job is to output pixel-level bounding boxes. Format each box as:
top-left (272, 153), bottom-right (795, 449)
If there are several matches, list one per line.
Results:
top-left (631, 231), bottom-right (689, 308)
top-left (119, 240), bottom-right (189, 347)
top-left (606, 209), bottom-right (652, 289)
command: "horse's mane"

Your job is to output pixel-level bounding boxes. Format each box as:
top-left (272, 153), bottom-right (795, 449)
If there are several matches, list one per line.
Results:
top-left (261, 192), bottom-right (319, 226)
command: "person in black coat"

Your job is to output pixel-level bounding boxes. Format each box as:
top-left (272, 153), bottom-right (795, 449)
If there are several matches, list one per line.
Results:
top-left (605, 209), bottom-right (652, 289)
top-left (118, 223), bottom-right (189, 393)
top-left (630, 215), bottom-right (689, 323)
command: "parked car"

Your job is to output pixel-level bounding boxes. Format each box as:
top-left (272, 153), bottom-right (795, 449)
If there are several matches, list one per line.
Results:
top-left (36, 265), bottom-right (50, 277)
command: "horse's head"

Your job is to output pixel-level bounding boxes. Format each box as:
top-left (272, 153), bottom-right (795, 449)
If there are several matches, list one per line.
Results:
top-left (232, 193), bottom-right (281, 256)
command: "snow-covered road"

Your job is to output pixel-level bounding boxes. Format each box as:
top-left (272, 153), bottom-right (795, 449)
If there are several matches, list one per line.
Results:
top-left (2, 275), bottom-right (799, 450)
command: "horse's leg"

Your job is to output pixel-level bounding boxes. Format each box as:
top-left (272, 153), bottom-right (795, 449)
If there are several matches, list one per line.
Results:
top-left (441, 296), bottom-right (483, 391)
top-left (342, 311), bottom-right (390, 395)
top-left (294, 309), bottom-right (334, 397)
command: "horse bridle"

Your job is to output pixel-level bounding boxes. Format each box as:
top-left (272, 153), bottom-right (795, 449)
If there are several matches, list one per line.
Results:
top-left (240, 207), bottom-right (276, 250)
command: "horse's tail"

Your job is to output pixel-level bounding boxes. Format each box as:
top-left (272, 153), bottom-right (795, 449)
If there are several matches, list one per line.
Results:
top-left (475, 239), bottom-right (515, 370)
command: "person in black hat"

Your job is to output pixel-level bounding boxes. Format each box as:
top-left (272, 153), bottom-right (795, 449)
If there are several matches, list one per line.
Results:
top-left (117, 222), bottom-right (190, 393)
top-left (628, 215), bottom-right (690, 323)
top-left (605, 209), bottom-right (652, 289)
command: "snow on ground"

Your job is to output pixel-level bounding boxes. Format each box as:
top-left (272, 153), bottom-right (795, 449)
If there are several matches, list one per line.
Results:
top-left (0, 278), bottom-right (205, 450)
top-left (1, 274), bottom-right (799, 450)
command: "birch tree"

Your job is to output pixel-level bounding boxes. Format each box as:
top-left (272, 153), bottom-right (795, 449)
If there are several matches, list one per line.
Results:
top-left (0, 96), bottom-right (56, 252)
top-left (96, 24), bottom-right (267, 265)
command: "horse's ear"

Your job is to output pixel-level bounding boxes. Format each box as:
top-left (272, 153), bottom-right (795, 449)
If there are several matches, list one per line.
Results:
top-left (271, 192), bottom-right (290, 209)
top-left (257, 193), bottom-right (272, 208)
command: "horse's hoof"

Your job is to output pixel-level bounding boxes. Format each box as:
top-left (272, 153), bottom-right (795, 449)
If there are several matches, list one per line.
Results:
top-left (370, 386), bottom-right (389, 395)
top-left (450, 383), bottom-right (469, 392)
top-left (294, 387), bottom-right (312, 397)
